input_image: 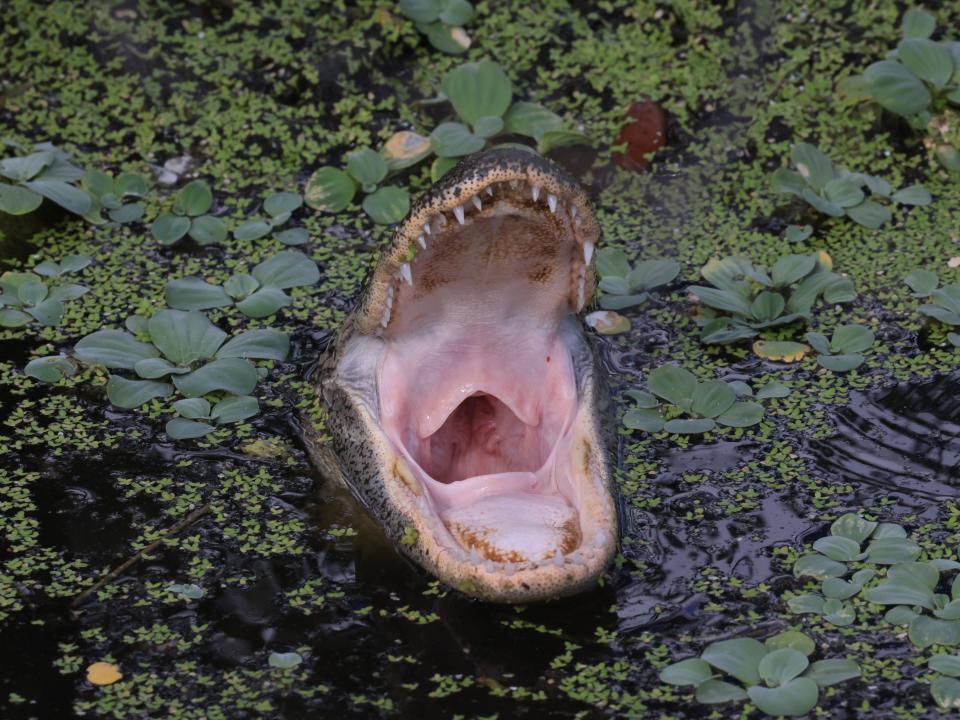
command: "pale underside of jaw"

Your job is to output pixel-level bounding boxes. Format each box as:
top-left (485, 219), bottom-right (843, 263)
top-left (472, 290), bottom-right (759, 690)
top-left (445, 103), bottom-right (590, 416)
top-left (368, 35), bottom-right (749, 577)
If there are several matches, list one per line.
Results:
top-left (375, 184), bottom-right (602, 570)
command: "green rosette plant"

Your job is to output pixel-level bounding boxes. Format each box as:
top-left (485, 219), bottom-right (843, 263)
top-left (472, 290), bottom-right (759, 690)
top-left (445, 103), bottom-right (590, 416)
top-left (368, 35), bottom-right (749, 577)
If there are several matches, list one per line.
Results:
top-left (151, 179), bottom-right (226, 246)
top-left (31, 310), bottom-right (291, 440)
top-left (771, 143), bottom-right (931, 234)
top-left (397, 0), bottom-right (475, 55)
top-left (164, 250), bottom-right (320, 319)
top-left (0, 255), bottom-right (90, 328)
top-left (623, 366), bottom-right (790, 435)
top-left (233, 191), bottom-right (308, 246)
top-left (839, 8), bottom-right (960, 175)
top-left (905, 270), bottom-right (960, 347)
top-left (688, 251), bottom-right (856, 356)
top-left (659, 630), bottom-right (861, 717)
top-left (0, 143), bottom-right (91, 217)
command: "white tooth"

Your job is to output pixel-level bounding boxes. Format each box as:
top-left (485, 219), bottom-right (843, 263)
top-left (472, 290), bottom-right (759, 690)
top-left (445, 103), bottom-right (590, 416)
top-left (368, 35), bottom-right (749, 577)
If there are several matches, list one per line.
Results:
top-left (386, 285), bottom-right (394, 303)
top-left (574, 216), bottom-right (582, 228)
top-left (503, 562), bottom-right (515, 576)
top-left (380, 305), bottom-right (392, 328)
top-left (566, 550), bottom-right (582, 565)
top-left (576, 276), bottom-right (585, 311)
top-left (571, 205), bottom-right (578, 219)
top-left (423, 222), bottom-right (431, 235)
top-left (484, 185), bottom-right (494, 196)
top-left (470, 195), bottom-right (482, 211)
top-left (470, 548), bottom-right (481, 564)
top-left (552, 552), bottom-right (564, 567)
top-left (400, 263), bottom-right (412, 286)
top-left (453, 205), bottom-right (465, 225)
top-left (484, 560), bottom-right (495, 573)
top-left (417, 234), bottom-right (426, 249)
top-left (583, 240), bottom-right (594, 265)
top-left (548, 194), bottom-right (557, 213)
top-left (531, 185), bottom-right (540, 202)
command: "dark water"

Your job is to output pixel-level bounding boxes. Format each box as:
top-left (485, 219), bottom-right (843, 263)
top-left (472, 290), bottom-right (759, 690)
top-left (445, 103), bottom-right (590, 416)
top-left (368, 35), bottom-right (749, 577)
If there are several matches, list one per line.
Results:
top-left (808, 374), bottom-right (960, 504)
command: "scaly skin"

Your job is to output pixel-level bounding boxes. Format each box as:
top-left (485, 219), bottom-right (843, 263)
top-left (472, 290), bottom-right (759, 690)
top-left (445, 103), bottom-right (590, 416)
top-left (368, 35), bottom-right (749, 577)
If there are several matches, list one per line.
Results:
top-left (307, 148), bottom-right (618, 603)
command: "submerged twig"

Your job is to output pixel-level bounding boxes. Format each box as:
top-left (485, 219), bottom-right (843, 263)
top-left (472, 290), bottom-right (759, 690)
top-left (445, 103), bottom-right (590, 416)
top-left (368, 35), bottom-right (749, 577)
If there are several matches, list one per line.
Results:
top-left (70, 503), bottom-right (211, 609)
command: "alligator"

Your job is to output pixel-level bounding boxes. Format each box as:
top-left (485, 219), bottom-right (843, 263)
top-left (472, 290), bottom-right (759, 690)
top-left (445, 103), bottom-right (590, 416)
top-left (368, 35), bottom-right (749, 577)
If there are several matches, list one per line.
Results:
top-left (308, 148), bottom-right (618, 603)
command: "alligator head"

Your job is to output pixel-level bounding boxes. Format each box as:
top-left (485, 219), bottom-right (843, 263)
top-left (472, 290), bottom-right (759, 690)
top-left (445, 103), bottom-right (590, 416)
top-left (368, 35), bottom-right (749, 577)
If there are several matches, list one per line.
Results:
top-left (311, 148), bottom-right (618, 602)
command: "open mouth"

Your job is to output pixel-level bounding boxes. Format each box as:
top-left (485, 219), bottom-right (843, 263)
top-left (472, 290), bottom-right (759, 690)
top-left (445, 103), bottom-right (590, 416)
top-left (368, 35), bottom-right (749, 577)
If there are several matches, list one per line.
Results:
top-left (359, 161), bottom-right (617, 593)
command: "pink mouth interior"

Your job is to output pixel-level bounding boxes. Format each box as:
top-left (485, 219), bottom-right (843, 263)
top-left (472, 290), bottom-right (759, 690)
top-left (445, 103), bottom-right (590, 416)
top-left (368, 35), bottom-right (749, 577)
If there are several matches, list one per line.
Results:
top-left (376, 204), bottom-right (585, 562)
top-left (419, 393), bottom-right (544, 483)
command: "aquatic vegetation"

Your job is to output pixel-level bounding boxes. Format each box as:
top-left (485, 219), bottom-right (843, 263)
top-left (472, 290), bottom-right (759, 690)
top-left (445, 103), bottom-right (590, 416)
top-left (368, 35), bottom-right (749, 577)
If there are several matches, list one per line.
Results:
top-left (0, 255), bottom-right (90, 328)
top-left (659, 630), bottom-right (861, 717)
top-left (689, 252), bottom-right (856, 347)
top-left (787, 513), bottom-right (960, 646)
top-left (304, 147), bottom-right (411, 224)
top-left (840, 7), bottom-right (960, 174)
top-left (232, 191), bottom-right (307, 246)
top-left (0, 142), bottom-right (91, 217)
top-left (165, 250), bottom-right (320, 318)
top-left (595, 248), bottom-right (679, 310)
top-left (398, 0), bottom-right (474, 55)
top-left (81, 169), bottom-right (148, 225)
top-left (60, 310), bottom-right (289, 438)
top-left (150, 179), bottom-right (226, 246)
top-left (930, 655), bottom-right (960, 711)
top-left (905, 271), bottom-right (960, 347)
top-left (771, 142), bottom-right (932, 230)
top-left (804, 323), bottom-right (876, 372)
top-left (305, 59), bottom-right (585, 223)
top-left (622, 366), bottom-right (787, 434)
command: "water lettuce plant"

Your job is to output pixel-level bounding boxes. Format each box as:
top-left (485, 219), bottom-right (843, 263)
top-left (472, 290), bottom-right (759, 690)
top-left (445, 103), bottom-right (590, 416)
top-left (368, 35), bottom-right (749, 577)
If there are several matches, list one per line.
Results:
top-left (787, 513), bottom-right (960, 649)
top-left (659, 630), bottom-right (861, 717)
top-left (840, 8), bottom-right (960, 174)
top-left (595, 248), bottom-right (679, 310)
top-left (905, 270), bottom-right (960, 346)
top-left (771, 142), bottom-right (931, 230)
top-left (304, 148), bottom-right (411, 225)
top-left (304, 59), bottom-right (587, 223)
top-left (930, 655), bottom-right (960, 711)
top-left (151, 179), bottom-right (226, 245)
top-left (165, 250), bottom-right (320, 318)
top-left (689, 252), bottom-right (855, 348)
top-left (623, 366), bottom-right (789, 434)
top-left (64, 310), bottom-right (289, 439)
top-left (233, 191), bottom-right (308, 245)
top-left (0, 255), bottom-right (90, 328)
top-left (398, 0), bottom-right (474, 55)
top-left (0, 142), bottom-right (91, 217)
top-left (81, 169), bottom-right (148, 225)
top-left (804, 323), bottom-right (875, 371)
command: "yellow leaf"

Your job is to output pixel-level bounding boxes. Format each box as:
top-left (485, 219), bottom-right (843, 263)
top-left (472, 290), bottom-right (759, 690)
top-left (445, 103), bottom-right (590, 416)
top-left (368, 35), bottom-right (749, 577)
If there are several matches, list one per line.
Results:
top-left (381, 131), bottom-right (432, 170)
top-left (753, 340), bottom-right (809, 363)
top-left (585, 310), bottom-right (630, 334)
top-left (86, 662), bottom-right (122, 686)
top-left (815, 250), bottom-right (833, 271)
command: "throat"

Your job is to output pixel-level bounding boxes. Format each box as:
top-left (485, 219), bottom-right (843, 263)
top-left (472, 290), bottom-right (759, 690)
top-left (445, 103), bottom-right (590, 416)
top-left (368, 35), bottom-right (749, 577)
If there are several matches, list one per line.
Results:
top-left (419, 392), bottom-right (547, 483)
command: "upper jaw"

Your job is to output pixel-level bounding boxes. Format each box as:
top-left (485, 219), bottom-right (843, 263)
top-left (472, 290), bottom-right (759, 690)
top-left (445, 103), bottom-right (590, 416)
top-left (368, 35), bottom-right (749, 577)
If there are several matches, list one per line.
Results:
top-left (352, 149), bottom-right (601, 336)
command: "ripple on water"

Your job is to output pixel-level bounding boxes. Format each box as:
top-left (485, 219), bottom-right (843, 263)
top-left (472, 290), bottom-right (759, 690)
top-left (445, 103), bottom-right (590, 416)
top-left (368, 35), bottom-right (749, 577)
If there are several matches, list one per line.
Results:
top-left (806, 372), bottom-right (960, 504)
